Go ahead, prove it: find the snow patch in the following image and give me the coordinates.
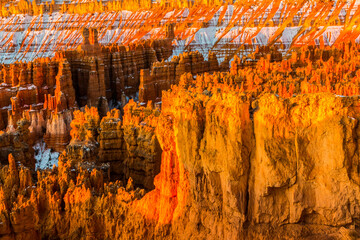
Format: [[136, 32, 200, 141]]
[[34, 141, 59, 170]]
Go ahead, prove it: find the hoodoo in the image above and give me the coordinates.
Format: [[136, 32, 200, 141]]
[[0, 0, 359, 239]]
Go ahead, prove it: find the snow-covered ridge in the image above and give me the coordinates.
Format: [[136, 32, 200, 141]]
[[0, 2, 359, 63]]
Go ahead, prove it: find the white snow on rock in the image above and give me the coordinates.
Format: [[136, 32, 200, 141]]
[[0, 3, 358, 63], [34, 141, 59, 170]]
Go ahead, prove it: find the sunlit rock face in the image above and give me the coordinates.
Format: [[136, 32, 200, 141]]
[[139, 51, 220, 104], [0, 87, 360, 239], [134, 90, 360, 239], [153, 86, 253, 239], [59, 104, 162, 190], [64, 32, 173, 108], [0, 56, 77, 153], [2, 42, 360, 239], [2, 0, 360, 239], [0, 31, 173, 154], [0, 58, 61, 132], [0, 2, 359, 63], [247, 93, 360, 238]]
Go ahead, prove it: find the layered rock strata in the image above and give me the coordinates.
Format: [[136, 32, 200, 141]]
[[0, 56, 77, 152], [0, 152, 143, 240], [1, 90, 360, 239], [137, 85, 360, 239], [42, 59, 77, 152], [64, 28, 173, 108], [139, 51, 220, 103], [0, 119, 35, 170], [246, 93, 360, 238], [1, 43, 360, 240], [0, 32, 172, 152], [121, 101, 162, 189], [64, 104, 161, 190]]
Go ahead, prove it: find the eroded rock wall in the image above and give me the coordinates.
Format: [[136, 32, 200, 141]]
[[64, 104, 162, 190], [1, 44, 360, 239], [0, 119, 35, 170], [139, 51, 220, 103], [0, 56, 77, 152], [65, 37, 173, 108], [139, 88, 360, 239], [248, 94, 360, 233], [0, 91, 359, 239]]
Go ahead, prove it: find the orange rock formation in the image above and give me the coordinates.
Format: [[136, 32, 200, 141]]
[[1, 83, 360, 239], [139, 51, 220, 103], [1, 33, 360, 240], [64, 29, 173, 108], [0, 29, 173, 152]]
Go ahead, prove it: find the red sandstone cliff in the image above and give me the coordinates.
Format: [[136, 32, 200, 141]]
[[0, 42, 360, 240], [64, 29, 173, 109], [0, 56, 77, 152], [1, 90, 360, 239], [139, 51, 220, 104], [63, 102, 162, 190]]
